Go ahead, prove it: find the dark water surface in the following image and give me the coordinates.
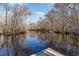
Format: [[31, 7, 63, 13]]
[[0, 31, 79, 56], [0, 31, 49, 56]]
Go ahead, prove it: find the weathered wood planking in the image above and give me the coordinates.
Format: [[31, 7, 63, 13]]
[[31, 48, 65, 56]]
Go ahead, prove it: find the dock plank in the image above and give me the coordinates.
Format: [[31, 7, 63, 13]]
[[31, 48, 64, 56]]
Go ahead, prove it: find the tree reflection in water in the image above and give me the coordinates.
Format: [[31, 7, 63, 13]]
[[0, 32, 49, 56], [36, 31, 79, 56], [0, 34, 29, 56], [0, 31, 79, 56]]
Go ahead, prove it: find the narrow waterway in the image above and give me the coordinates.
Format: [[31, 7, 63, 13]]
[[0, 31, 79, 56], [0, 31, 49, 56]]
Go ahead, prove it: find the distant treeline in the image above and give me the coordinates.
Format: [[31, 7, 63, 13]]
[[28, 28, 50, 31]]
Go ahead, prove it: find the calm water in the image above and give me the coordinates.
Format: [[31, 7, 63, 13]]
[[0, 31, 79, 56], [0, 31, 49, 56]]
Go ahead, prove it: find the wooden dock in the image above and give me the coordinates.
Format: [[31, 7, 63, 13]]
[[31, 48, 64, 56]]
